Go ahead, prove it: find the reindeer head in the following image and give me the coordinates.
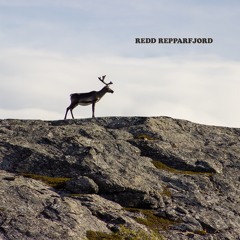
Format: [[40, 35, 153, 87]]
[[98, 75, 114, 93]]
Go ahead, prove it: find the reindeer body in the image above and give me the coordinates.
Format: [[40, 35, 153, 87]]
[[64, 76, 113, 119]]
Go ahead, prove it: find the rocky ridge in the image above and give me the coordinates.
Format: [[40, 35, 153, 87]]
[[0, 116, 239, 239]]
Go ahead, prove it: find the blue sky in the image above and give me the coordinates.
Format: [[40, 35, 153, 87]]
[[0, 0, 240, 127]]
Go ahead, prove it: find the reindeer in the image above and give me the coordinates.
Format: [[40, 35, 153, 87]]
[[64, 75, 114, 119]]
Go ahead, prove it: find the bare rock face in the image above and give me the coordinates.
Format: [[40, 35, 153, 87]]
[[0, 117, 239, 239], [0, 170, 109, 240], [65, 176, 99, 194]]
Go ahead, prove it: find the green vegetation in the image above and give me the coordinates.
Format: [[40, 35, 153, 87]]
[[194, 230, 207, 235], [124, 208, 178, 238], [161, 186, 172, 198], [86, 225, 165, 240], [131, 209, 176, 231], [135, 134, 155, 141], [86, 230, 121, 240], [152, 160, 214, 176], [22, 173, 70, 189]]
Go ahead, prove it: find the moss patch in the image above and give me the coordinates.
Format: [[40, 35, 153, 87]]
[[86, 225, 165, 240], [135, 134, 155, 141], [161, 186, 172, 198], [135, 210, 176, 231], [152, 161, 214, 176], [194, 230, 207, 235], [125, 208, 178, 234], [22, 173, 70, 189], [86, 230, 121, 240]]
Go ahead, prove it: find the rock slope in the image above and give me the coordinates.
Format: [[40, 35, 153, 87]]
[[0, 117, 239, 240]]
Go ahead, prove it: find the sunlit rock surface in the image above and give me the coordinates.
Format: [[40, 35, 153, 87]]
[[0, 117, 239, 239]]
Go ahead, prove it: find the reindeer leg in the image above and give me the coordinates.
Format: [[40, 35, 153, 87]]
[[64, 107, 69, 120], [65, 103, 77, 120], [70, 109, 74, 119], [92, 102, 96, 118]]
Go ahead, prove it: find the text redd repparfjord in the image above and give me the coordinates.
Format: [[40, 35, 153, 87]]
[[135, 38, 213, 44]]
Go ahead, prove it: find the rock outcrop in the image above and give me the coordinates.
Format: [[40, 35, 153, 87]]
[[0, 117, 239, 239]]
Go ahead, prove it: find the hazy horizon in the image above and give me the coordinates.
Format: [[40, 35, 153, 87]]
[[0, 0, 240, 127]]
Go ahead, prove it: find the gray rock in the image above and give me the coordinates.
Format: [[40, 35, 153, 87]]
[[0, 116, 240, 239], [65, 176, 99, 194], [0, 170, 109, 240]]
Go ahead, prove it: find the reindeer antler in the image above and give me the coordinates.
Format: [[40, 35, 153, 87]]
[[98, 75, 112, 85]]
